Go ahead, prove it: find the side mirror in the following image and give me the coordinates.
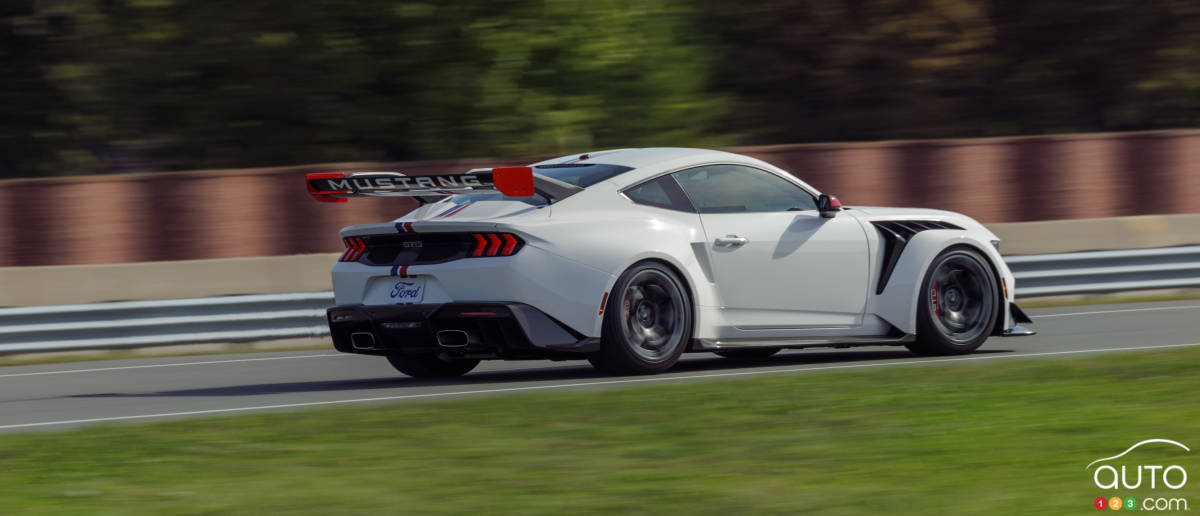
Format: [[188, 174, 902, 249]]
[[818, 194, 842, 218]]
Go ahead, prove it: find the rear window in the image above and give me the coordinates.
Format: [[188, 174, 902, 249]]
[[443, 192, 548, 207], [443, 163, 633, 206], [532, 164, 633, 187]]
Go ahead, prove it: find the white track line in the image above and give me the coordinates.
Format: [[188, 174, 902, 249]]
[[1036, 305, 1200, 319], [0, 354, 345, 379], [3, 342, 1198, 431]]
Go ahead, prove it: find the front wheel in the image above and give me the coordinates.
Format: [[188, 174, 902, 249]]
[[907, 247, 999, 356], [386, 354, 480, 378], [588, 261, 693, 375]]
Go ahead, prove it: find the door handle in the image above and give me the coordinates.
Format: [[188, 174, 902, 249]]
[[714, 235, 748, 247]]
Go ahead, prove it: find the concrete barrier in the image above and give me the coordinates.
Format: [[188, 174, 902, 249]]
[[0, 253, 338, 307], [987, 214, 1200, 255]]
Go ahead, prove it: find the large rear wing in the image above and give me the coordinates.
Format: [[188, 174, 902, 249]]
[[306, 167, 581, 204]]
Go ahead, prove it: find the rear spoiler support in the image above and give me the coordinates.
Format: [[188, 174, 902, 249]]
[[306, 167, 582, 204]]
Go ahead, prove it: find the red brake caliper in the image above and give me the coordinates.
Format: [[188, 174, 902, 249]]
[[930, 284, 941, 317]]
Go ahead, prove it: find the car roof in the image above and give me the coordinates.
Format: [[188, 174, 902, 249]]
[[531, 147, 821, 193], [533, 148, 736, 169]]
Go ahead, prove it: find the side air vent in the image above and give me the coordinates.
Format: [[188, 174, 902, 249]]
[[871, 220, 965, 295]]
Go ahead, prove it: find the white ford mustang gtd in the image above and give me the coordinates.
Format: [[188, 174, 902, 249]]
[[307, 148, 1034, 377]]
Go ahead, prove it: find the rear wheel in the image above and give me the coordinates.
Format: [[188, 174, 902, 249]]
[[715, 348, 781, 360], [386, 354, 480, 378], [588, 262, 693, 375], [907, 247, 999, 355]]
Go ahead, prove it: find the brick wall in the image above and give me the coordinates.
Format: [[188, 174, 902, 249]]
[[1, 130, 1197, 267]]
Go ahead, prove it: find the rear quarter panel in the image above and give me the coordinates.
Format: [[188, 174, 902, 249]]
[[501, 181, 716, 336]]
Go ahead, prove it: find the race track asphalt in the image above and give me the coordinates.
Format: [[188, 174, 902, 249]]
[[1, 301, 1198, 432]]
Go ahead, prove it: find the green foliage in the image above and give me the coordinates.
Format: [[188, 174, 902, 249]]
[[1, 0, 727, 176], [699, 0, 1200, 142], [1, 0, 1199, 177]]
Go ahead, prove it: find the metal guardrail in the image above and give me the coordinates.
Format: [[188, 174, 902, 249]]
[[1, 245, 1197, 354], [0, 292, 333, 355], [1006, 245, 1200, 297]]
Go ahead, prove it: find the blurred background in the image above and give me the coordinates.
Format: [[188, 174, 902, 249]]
[[2, 6, 1198, 511], [4, 0, 1200, 178], [1, 0, 1199, 268]]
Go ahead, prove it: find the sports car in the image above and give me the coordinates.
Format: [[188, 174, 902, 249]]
[[307, 148, 1034, 377]]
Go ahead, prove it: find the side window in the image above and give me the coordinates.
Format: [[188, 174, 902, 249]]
[[672, 165, 817, 214], [624, 175, 696, 212]]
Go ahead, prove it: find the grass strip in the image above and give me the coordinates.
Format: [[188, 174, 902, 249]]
[[1, 347, 1197, 514]]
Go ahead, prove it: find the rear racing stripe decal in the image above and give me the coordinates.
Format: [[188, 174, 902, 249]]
[[436, 202, 471, 219]]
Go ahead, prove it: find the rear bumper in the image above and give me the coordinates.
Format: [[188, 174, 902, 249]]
[[327, 303, 600, 358]]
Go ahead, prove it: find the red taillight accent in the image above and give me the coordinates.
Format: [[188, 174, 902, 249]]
[[460, 311, 498, 317], [486, 234, 502, 256], [307, 172, 349, 203], [471, 232, 520, 258], [598, 292, 609, 315], [500, 233, 519, 256], [340, 237, 366, 262], [471, 233, 487, 257], [343, 232, 517, 262], [492, 167, 535, 197]]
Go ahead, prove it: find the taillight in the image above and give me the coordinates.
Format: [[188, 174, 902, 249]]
[[500, 233, 519, 255], [472, 233, 487, 257], [471, 232, 523, 257], [339, 237, 366, 262], [486, 234, 502, 256], [339, 232, 522, 263]]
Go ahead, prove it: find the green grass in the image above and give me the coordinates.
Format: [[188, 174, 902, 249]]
[[1018, 290, 1200, 308], [1, 348, 1198, 515]]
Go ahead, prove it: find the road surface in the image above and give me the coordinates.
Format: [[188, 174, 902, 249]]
[[2, 301, 1198, 432]]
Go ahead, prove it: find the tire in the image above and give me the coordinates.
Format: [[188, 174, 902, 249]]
[[907, 247, 1000, 356], [714, 348, 781, 360], [588, 261, 693, 375], [386, 354, 480, 378]]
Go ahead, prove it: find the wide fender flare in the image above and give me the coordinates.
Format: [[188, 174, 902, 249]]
[[518, 212, 712, 337], [594, 250, 711, 338], [872, 232, 1009, 334]]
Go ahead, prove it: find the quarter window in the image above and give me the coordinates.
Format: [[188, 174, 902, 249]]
[[624, 175, 696, 212], [673, 165, 817, 214]]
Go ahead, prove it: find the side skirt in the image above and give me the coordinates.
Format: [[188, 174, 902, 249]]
[[693, 333, 915, 351]]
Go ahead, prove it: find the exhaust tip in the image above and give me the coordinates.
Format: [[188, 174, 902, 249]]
[[350, 332, 377, 350], [436, 330, 471, 348]]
